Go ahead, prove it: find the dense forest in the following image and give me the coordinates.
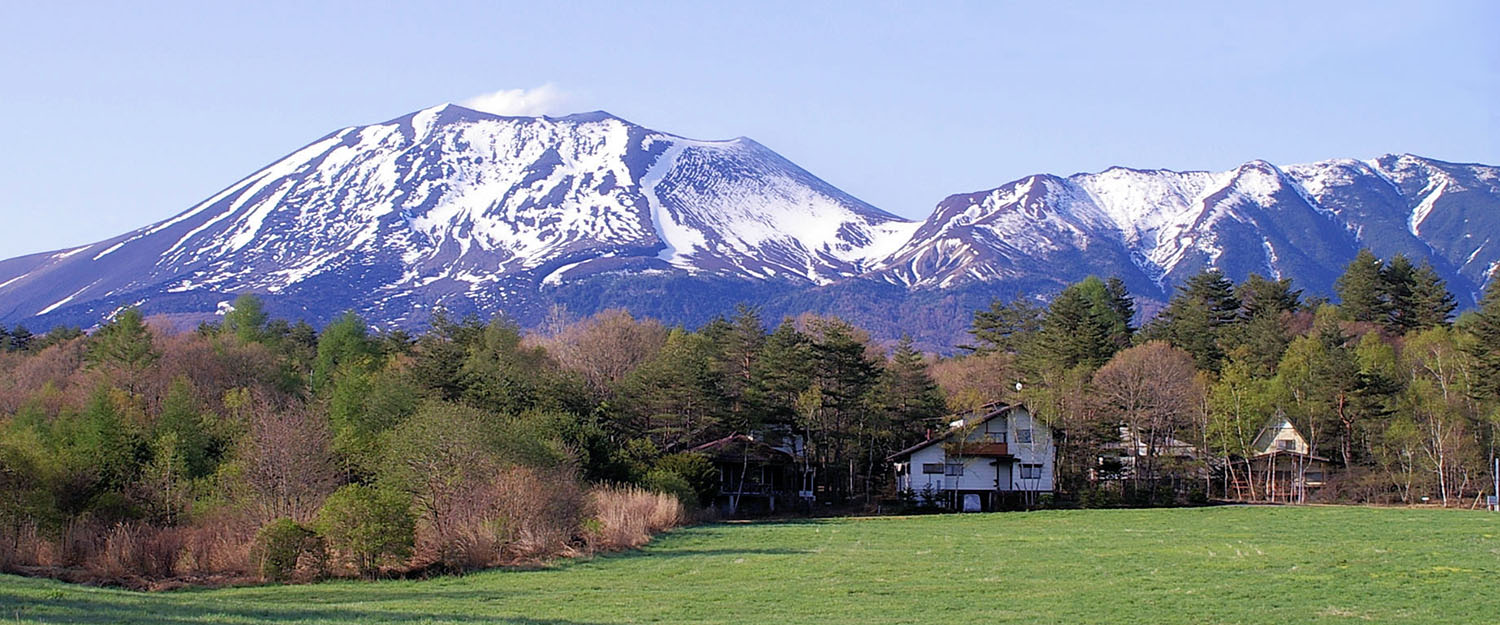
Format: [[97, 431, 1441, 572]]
[[1, 248, 1498, 587]]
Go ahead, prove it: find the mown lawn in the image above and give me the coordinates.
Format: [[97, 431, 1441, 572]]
[[1, 506, 1497, 624]]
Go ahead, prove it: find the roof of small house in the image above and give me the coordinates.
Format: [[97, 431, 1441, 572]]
[[689, 434, 795, 464], [885, 402, 1019, 462]]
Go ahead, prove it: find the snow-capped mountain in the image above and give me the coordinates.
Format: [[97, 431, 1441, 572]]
[[0, 101, 1494, 346], [0, 104, 914, 329], [876, 155, 1499, 305]]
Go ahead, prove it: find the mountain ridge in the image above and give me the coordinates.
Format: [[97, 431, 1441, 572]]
[[0, 104, 1495, 349]]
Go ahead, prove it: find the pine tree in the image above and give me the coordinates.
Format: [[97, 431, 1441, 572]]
[[1380, 254, 1418, 332], [618, 328, 726, 451], [87, 308, 159, 394], [1147, 269, 1240, 371], [313, 312, 378, 393], [1336, 249, 1389, 323], [1027, 282, 1112, 372], [1468, 281, 1500, 400], [1103, 277, 1137, 349], [8, 325, 32, 352], [872, 336, 947, 444], [748, 320, 814, 432], [964, 295, 1043, 354], [1237, 273, 1301, 319], [0, 324, 11, 352], [1405, 262, 1456, 331], [222, 293, 271, 344], [714, 305, 767, 432]]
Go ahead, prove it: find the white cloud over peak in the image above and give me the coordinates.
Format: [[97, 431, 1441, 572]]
[[460, 84, 574, 116]]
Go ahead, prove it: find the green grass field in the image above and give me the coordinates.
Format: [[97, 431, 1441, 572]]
[[1, 506, 1497, 624]]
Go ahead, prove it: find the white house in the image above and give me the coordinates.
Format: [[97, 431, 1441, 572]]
[[888, 403, 1055, 511]]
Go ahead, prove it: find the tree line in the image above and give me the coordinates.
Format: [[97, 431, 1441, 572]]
[[969, 250, 1498, 505], [1, 247, 1498, 583]]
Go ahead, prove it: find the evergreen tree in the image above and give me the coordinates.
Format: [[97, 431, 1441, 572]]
[[1405, 262, 1456, 331], [618, 328, 726, 451], [963, 295, 1043, 354], [313, 312, 378, 393], [1103, 277, 1137, 349], [1147, 269, 1240, 371], [8, 325, 33, 352], [1225, 311, 1292, 377], [748, 320, 814, 432], [1025, 277, 1127, 373], [804, 317, 880, 502], [154, 377, 215, 479], [714, 305, 767, 432], [1467, 281, 1500, 400], [871, 336, 947, 444], [1380, 254, 1418, 332], [1336, 249, 1389, 323], [0, 324, 10, 352], [32, 326, 83, 352], [1237, 273, 1301, 319], [87, 308, 159, 394], [222, 293, 270, 344]]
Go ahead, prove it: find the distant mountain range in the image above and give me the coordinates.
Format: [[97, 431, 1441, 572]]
[[1, 104, 1495, 348]]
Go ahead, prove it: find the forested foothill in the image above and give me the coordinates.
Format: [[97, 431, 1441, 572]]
[[1, 248, 1497, 588]]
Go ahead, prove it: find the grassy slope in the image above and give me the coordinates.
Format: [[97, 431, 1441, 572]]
[[1, 506, 1497, 624]]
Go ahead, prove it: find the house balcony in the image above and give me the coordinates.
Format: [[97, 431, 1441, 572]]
[[945, 442, 1011, 457], [720, 482, 774, 496]]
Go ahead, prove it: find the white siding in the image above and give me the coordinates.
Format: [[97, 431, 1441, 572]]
[[895, 406, 1056, 494]]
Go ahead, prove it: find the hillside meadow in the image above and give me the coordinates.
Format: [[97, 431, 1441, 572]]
[[2, 505, 1496, 624]]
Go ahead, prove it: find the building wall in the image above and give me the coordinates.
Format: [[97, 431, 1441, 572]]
[[898, 406, 1055, 494]]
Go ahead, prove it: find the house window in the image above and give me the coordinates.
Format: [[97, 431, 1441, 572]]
[[1019, 464, 1043, 479], [985, 432, 1007, 443], [1277, 439, 1295, 451], [944, 463, 964, 477], [921, 463, 944, 474], [1305, 472, 1325, 482], [1015, 429, 1033, 444]]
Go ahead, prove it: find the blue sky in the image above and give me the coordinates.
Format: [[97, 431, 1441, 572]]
[[1, 1, 1494, 259]]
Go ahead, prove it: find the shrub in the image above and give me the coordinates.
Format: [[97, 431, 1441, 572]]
[[315, 484, 414, 577], [643, 469, 698, 509], [652, 453, 717, 508], [254, 519, 323, 582]]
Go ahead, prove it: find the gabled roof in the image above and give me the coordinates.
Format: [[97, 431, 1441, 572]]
[[885, 403, 1018, 462], [689, 434, 795, 464], [1251, 416, 1309, 454]]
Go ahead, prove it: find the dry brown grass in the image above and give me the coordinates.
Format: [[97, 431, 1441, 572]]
[[4, 482, 681, 588], [416, 465, 589, 570], [588, 486, 683, 551]]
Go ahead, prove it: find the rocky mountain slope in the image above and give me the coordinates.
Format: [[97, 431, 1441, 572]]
[[0, 104, 1494, 348]]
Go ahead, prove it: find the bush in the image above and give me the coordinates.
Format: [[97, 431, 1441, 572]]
[[253, 519, 323, 582], [643, 469, 698, 509], [315, 484, 414, 577], [652, 453, 717, 508]]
